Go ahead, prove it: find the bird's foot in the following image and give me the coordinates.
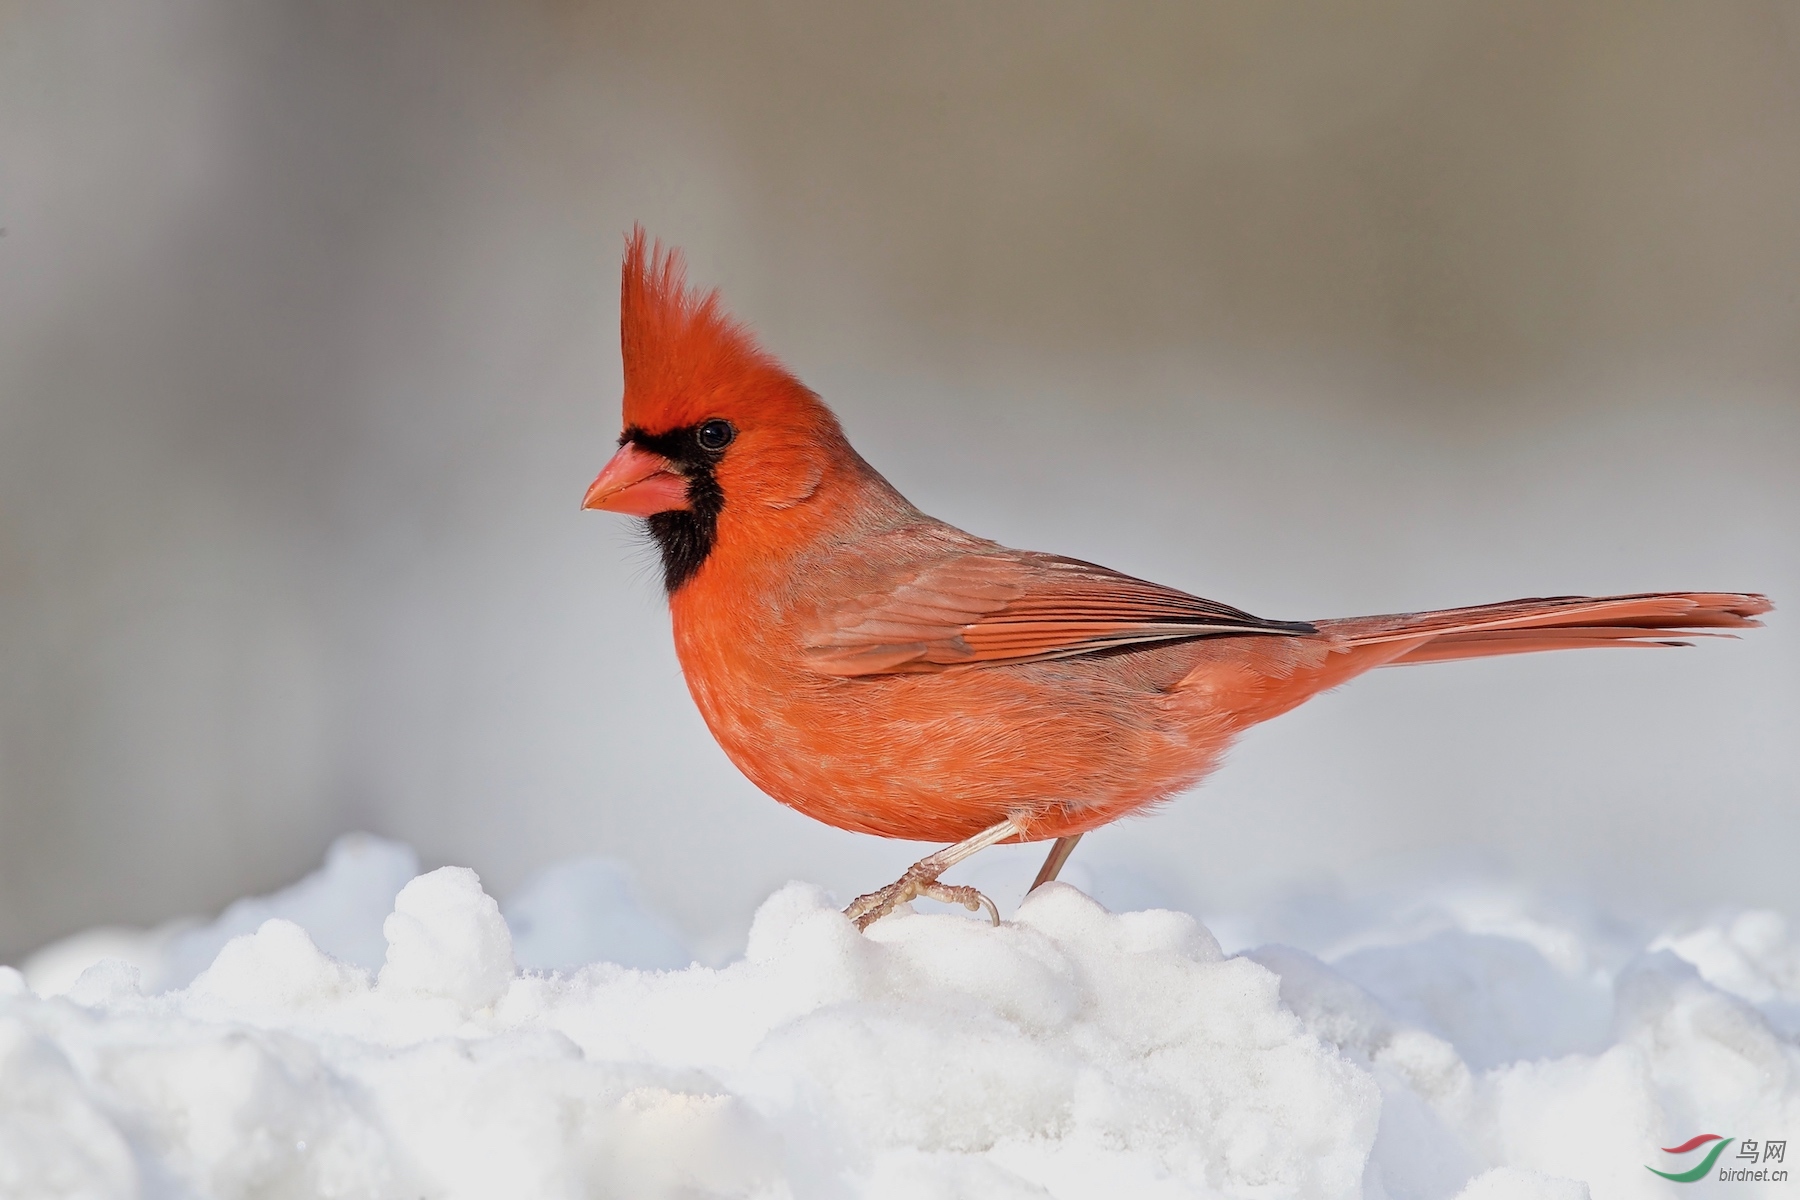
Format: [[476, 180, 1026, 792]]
[[841, 817, 1023, 932], [844, 863, 999, 931]]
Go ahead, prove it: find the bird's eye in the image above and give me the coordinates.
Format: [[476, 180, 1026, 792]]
[[696, 419, 735, 452]]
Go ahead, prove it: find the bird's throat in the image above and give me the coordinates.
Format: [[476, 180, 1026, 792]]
[[646, 502, 719, 593]]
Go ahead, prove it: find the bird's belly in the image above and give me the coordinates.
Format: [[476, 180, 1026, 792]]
[[679, 645, 1237, 843]]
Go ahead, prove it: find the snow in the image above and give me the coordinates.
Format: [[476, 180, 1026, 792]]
[[7, 839, 1800, 1199]]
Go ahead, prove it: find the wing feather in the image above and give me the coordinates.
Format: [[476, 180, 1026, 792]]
[[804, 552, 1313, 676]]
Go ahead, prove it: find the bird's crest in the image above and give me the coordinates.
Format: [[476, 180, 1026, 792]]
[[620, 227, 810, 434]]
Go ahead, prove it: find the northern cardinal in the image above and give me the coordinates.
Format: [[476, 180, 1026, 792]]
[[583, 231, 1770, 929]]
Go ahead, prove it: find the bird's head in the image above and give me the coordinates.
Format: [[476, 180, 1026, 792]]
[[583, 229, 868, 591]]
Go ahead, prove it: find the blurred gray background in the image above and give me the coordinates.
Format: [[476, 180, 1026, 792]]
[[2, 0, 1795, 964]]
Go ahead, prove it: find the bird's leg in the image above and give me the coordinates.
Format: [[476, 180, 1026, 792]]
[[1028, 833, 1083, 893], [844, 817, 1022, 931]]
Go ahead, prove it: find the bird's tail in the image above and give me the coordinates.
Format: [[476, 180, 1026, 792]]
[[1316, 592, 1770, 666]]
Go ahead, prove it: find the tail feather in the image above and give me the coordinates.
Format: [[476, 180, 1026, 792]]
[[1315, 592, 1770, 667]]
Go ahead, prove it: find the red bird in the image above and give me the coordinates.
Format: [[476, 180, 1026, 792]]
[[583, 232, 1770, 929]]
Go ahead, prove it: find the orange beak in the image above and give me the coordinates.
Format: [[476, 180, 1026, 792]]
[[582, 442, 691, 516]]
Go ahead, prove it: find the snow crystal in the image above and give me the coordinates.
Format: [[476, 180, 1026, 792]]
[[5, 840, 1800, 1199]]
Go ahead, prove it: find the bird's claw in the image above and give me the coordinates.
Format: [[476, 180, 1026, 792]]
[[844, 866, 999, 931], [922, 881, 1000, 927]]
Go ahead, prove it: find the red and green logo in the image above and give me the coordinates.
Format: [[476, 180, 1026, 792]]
[[1648, 1135, 1734, 1182], [1651, 1134, 1790, 1182]]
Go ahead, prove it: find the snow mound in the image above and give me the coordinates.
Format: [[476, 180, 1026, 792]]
[[502, 856, 692, 972], [5, 845, 1800, 1200], [19, 835, 689, 996]]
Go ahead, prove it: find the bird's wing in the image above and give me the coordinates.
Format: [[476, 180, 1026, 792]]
[[802, 552, 1315, 676]]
